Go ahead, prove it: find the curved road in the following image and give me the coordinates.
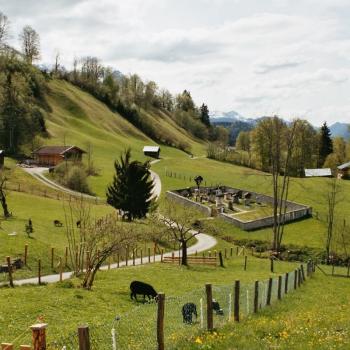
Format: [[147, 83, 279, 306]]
[[9, 162, 217, 286]]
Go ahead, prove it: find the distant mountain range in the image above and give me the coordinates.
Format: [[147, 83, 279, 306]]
[[210, 111, 350, 140]]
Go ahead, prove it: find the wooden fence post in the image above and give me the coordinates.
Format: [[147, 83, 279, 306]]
[[148, 247, 151, 263], [254, 280, 259, 313], [157, 293, 165, 350], [117, 253, 120, 268], [59, 257, 63, 282], [278, 276, 282, 300], [141, 249, 143, 265], [38, 259, 41, 285], [285, 272, 289, 294], [301, 265, 305, 282], [161, 249, 164, 262], [6, 257, 13, 288], [133, 249, 135, 266], [154, 246, 156, 263], [267, 278, 273, 306], [230, 247, 233, 257], [65, 247, 68, 267], [236, 246, 239, 256], [219, 251, 224, 267], [294, 269, 298, 289], [298, 269, 302, 287], [270, 258, 274, 273], [206, 284, 213, 331], [51, 247, 54, 269], [347, 261, 350, 278], [31, 323, 47, 350], [234, 280, 240, 322], [24, 244, 28, 265], [244, 256, 248, 271], [78, 325, 90, 350], [126, 246, 129, 266]]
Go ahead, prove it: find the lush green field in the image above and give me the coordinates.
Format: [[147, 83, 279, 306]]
[[0, 191, 114, 280], [179, 265, 350, 350], [0, 252, 299, 347]]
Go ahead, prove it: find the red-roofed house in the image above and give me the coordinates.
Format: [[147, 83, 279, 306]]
[[33, 146, 86, 166]]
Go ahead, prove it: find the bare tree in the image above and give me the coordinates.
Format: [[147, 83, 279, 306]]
[[160, 200, 202, 265], [324, 177, 342, 262], [19, 25, 40, 64], [64, 199, 138, 289], [0, 12, 10, 48], [0, 170, 11, 218], [272, 119, 299, 253]]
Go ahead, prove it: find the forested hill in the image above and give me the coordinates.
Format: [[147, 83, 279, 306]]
[[0, 51, 228, 158]]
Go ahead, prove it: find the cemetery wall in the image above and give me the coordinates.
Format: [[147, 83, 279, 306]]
[[166, 191, 212, 216], [168, 186, 312, 231]]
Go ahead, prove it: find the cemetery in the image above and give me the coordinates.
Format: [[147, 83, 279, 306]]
[[167, 185, 312, 231]]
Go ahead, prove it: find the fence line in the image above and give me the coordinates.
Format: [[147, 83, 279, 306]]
[[1, 261, 315, 349]]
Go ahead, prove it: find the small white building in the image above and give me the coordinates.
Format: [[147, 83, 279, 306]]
[[143, 146, 160, 158], [304, 168, 332, 177]]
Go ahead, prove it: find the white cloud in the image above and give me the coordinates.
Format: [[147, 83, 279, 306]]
[[1, 0, 350, 125]]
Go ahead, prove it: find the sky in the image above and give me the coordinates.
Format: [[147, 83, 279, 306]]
[[1, 0, 350, 125]]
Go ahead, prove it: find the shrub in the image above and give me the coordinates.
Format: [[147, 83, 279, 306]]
[[66, 166, 91, 194]]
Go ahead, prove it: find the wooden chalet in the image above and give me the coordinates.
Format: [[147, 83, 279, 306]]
[[33, 146, 86, 166], [337, 161, 350, 179]]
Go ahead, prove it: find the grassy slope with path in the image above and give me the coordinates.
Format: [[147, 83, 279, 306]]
[[1, 79, 349, 348]]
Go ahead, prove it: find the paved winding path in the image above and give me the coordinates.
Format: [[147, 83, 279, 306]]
[[8, 161, 217, 286]]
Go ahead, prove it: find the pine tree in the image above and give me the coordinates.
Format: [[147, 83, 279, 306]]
[[106, 149, 154, 221], [318, 122, 333, 167], [200, 103, 210, 127]]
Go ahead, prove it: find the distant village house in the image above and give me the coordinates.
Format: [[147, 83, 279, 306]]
[[33, 146, 86, 166], [337, 161, 350, 179], [304, 168, 332, 178], [143, 146, 160, 158]]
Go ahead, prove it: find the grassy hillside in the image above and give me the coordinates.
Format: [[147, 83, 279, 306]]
[[40, 80, 205, 196]]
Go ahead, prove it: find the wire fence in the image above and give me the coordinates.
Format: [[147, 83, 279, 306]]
[[39, 262, 311, 350]]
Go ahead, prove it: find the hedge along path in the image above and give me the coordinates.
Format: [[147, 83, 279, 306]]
[[3, 163, 217, 286]]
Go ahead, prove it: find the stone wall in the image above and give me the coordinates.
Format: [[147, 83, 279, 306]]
[[167, 186, 312, 231], [166, 191, 212, 216]]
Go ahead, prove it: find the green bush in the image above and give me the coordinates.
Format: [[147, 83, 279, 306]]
[[66, 166, 91, 194]]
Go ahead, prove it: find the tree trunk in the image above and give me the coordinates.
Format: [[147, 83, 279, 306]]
[[181, 241, 188, 266], [0, 190, 10, 218]]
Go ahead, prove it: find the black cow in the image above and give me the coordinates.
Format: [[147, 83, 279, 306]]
[[182, 303, 197, 324], [54, 220, 63, 227], [130, 281, 157, 301], [212, 299, 224, 315]]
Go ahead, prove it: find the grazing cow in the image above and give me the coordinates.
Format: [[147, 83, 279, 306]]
[[54, 220, 63, 227], [212, 299, 224, 315], [130, 281, 158, 301], [182, 303, 197, 324]]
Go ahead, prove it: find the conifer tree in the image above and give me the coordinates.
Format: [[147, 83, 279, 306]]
[[200, 103, 210, 127], [106, 149, 154, 221], [318, 122, 333, 167]]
